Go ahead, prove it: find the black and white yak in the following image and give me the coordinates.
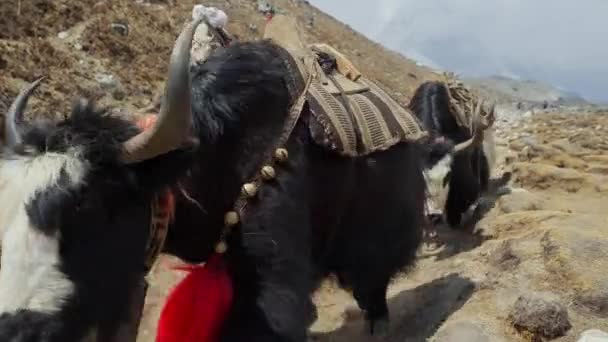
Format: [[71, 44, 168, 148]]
[[0, 18, 491, 342], [408, 81, 498, 228]]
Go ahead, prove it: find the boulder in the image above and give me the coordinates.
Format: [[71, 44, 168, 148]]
[[508, 291, 571, 339]]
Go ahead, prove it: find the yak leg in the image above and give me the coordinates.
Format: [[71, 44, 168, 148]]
[[331, 146, 425, 337], [219, 266, 313, 342], [221, 198, 314, 341], [219, 249, 314, 342], [352, 277, 390, 336]]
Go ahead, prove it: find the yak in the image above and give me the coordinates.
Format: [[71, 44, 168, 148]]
[[408, 80, 497, 228], [0, 17, 491, 342]]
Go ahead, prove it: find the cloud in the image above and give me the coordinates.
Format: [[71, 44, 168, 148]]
[[308, 0, 608, 103]]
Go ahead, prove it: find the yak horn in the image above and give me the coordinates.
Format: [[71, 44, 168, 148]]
[[452, 100, 488, 154], [4, 77, 46, 147], [120, 18, 203, 164], [452, 134, 477, 154]]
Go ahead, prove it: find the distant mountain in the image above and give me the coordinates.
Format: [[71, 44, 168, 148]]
[[462, 75, 593, 107]]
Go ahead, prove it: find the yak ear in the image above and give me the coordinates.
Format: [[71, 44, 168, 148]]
[[127, 138, 199, 193]]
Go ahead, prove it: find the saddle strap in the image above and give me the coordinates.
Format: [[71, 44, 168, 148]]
[[223, 54, 316, 244], [326, 73, 363, 154]]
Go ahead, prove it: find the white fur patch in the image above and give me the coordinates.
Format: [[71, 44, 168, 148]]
[[0, 150, 87, 314], [483, 128, 497, 174], [423, 154, 452, 216]]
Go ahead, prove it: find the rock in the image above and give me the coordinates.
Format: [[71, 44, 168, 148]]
[[95, 73, 121, 90], [112, 88, 126, 101], [489, 240, 520, 270], [578, 329, 608, 342], [498, 188, 544, 213], [74, 43, 83, 51], [58, 31, 69, 39], [432, 321, 495, 342], [508, 292, 571, 339]]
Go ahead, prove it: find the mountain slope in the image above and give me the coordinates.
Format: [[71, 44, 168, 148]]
[[0, 0, 441, 120], [463, 75, 593, 106]]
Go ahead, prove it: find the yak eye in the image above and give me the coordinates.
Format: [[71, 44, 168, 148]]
[[443, 171, 452, 187]]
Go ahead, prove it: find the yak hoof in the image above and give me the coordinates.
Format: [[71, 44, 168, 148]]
[[367, 316, 390, 337]]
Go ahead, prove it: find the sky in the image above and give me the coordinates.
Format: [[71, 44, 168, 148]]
[[308, 0, 608, 103]]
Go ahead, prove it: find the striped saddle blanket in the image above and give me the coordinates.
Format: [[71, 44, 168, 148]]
[[306, 73, 427, 157], [265, 14, 426, 157]]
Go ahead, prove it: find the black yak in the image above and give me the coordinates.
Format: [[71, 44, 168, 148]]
[[0, 17, 492, 342], [408, 80, 497, 228]]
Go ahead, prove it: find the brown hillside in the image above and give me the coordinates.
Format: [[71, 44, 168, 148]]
[[0, 0, 438, 122]]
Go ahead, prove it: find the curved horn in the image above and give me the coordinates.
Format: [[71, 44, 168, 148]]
[[452, 99, 488, 154], [452, 134, 478, 154], [485, 102, 497, 127], [120, 18, 203, 164], [4, 77, 46, 147]]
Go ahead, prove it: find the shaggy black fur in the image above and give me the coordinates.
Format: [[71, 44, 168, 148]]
[[161, 40, 428, 341], [408, 81, 491, 228], [0, 101, 196, 341], [0, 40, 429, 341]]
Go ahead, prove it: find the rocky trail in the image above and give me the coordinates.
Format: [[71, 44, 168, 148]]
[[1, 1, 606, 341]]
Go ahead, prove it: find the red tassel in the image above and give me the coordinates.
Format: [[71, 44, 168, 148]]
[[156, 253, 233, 342]]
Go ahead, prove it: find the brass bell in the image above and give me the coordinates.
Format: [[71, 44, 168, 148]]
[[215, 241, 228, 254], [224, 211, 239, 227], [274, 148, 289, 162], [261, 165, 276, 180], [242, 182, 258, 197]]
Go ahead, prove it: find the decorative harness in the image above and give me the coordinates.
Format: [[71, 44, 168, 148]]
[[214, 43, 315, 256], [138, 18, 315, 270]]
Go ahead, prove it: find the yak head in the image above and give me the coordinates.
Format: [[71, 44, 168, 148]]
[[0, 18, 203, 341], [423, 100, 495, 223]]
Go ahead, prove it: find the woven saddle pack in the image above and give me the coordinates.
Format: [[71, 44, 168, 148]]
[[264, 15, 427, 157], [441, 72, 494, 136]]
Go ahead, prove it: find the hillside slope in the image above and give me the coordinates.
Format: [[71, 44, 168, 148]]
[[464, 75, 593, 107], [0, 0, 439, 121]]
